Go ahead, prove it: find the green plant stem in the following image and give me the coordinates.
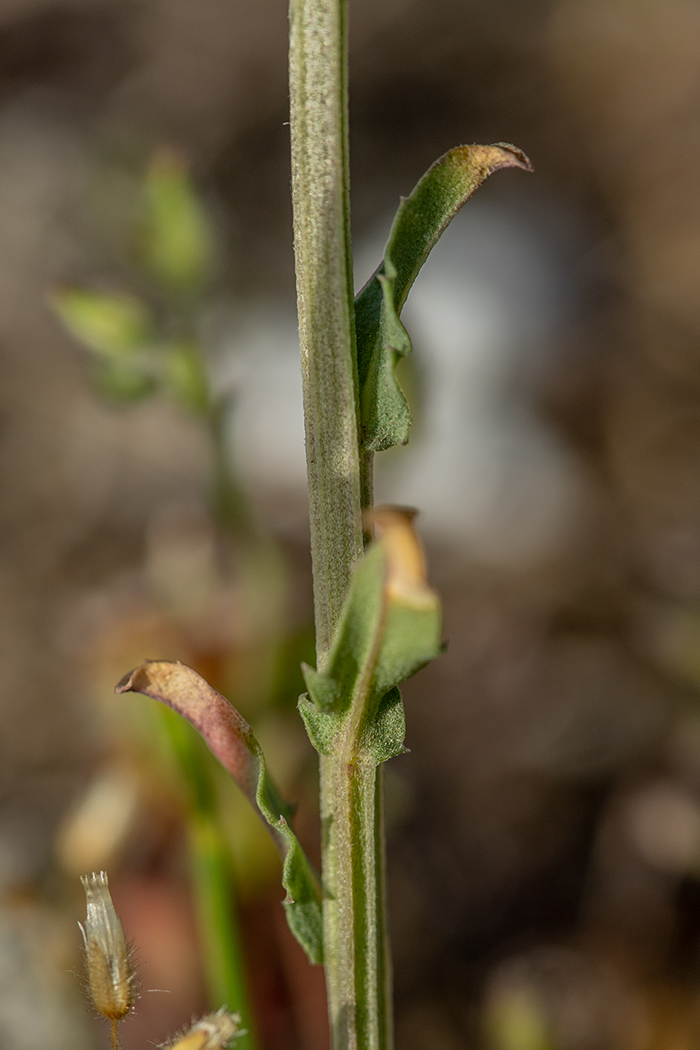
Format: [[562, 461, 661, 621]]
[[320, 758, 392, 1050], [289, 1, 393, 1048], [289, 0, 364, 665], [189, 813, 256, 1050], [158, 708, 256, 1050]]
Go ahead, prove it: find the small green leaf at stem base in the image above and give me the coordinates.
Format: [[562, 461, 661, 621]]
[[115, 661, 323, 964], [354, 143, 532, 454]]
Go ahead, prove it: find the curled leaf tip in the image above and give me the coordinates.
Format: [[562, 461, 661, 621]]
[[115, 660, 259, 802], [354, 139, 532, 454], [365, 504, 417, 527], [484, 142, 534, 173], [114, 663, 149, 694], [371, 506, 435, 609]]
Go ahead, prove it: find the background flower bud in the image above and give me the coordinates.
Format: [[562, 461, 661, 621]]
[[80, 870, 136, 1044]]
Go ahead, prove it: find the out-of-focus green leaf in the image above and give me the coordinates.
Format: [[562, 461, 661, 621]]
[[299, 508, 442, 765], [354, 143, 532, 453], [115, 661, 323, 965], [142, 148, 213, 294], [52, 287, 154, 358], [485, 986, 554, 1050], [161, 339, 210, 415], [92, 359, 156, 402]]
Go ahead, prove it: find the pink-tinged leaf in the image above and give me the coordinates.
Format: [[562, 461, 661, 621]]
[[116, 661, 323, 963], [117, 661, 264, 819]]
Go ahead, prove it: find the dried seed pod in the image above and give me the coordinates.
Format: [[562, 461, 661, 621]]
[[80, 871, 136, 1048], [167, 1008, 243, 1050]]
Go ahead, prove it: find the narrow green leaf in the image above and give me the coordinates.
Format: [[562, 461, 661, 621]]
[[141, 147, 213, 294], [354, 143, 533, 453], [299, 508, 442, 765], [115, 661, 323, 964], [52, 287, 154, 358]]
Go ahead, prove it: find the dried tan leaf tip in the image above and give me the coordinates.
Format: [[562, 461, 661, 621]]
[[369, 505, 437, 609], [79, 871, 136, 1033], [166, 1008, 243, 1050]]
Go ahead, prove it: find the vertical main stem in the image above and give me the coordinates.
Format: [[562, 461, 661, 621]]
[[289, 0, 363, 664], [289, 2, 393, 1049], [320, 757, 393, 1050]]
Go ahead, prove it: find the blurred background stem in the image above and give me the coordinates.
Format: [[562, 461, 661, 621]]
[[189, 813, 254, 1048], [158, 706, 258, 1050], [159, 339, 262, 1048], [208, 400, 253, 538]]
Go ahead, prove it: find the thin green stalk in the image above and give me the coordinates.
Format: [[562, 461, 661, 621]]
[[158, 708, 257, 1050], [289, 2, 393, 1049], [189, 813, 256, 1050]]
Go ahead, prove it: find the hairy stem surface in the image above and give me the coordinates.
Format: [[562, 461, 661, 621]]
[[289, 1, 392, 1048], [320, 757, 392, 1050], [289, 0, 363, 665]]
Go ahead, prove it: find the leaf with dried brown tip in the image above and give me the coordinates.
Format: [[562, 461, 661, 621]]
[[300, 506, 442, 763]]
